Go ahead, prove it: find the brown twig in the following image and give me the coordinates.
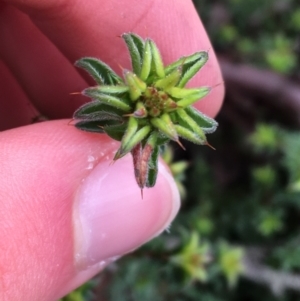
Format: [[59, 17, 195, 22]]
[[242, 247, 300, 296], [220, 59, 300, 126]]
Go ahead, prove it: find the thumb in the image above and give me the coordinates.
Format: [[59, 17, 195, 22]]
[[0, 120, 180, 301]]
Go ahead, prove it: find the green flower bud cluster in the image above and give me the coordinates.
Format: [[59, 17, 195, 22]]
[[73, 33, 218, 191]]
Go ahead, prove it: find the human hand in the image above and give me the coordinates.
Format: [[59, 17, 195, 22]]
[[0, 0, 224, 300]]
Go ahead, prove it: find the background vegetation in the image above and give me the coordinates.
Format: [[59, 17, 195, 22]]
[[62, 0, 300, 300]]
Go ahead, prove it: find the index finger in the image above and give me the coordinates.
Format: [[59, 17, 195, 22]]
[[5, 0, 224, 117]]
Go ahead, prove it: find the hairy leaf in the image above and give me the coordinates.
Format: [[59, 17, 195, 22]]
[[75, 57, 122, 85], [164, 51, 208, 87], [146, 145, 159, 187], [185, 107, 218, 134], [122, 33, 144, 75]]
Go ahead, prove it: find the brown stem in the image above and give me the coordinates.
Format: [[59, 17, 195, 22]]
[[220, 59, 300, 126], [242, 247, 300, 296]]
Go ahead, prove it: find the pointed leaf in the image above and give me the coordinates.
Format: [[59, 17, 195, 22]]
[[154, 66, 182, 90], [150, 114, 178, 141], [175, 109, 206, 140], [165, 51, 208, 74], [75, 57, 122, 85], [104, 123, 127, 141], [185, 107, 218, 134], [123, 70, 146, 101], [92, 85, 129, 95], [140, 39, 152, 81], [124, 125, 151, 153], [122, 33, 144, 75], [125, 33, 145, 60], [74, 101, 125, 121], [75, 120, 120, 133], [113, 116, 138, 159], [149, 40, 165, 78], [146, 145, 159, 187], [166, 87, 206, 99], [164, 51, 208, 87], [115, 125, 151, 160], [177, 56, 209, 88], [83, 88, 132, 112], [176, 87, 210, 107], [120, 116, 138, 144], [175, 124, 206, 145]]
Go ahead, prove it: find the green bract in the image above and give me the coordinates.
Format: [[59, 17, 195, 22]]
[[73, 33, 218, 191]]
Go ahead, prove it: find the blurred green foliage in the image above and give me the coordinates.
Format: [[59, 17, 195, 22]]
[[59, 281, 96, 301], [194, 0, 299, 74]]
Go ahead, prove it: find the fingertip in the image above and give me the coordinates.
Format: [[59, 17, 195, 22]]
[[73, 155, 180, 268]]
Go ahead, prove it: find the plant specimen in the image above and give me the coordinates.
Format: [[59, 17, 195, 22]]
[[73, 33, 218, 192]]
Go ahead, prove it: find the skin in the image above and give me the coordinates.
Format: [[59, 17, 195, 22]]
[[0, 0, 224, 300]]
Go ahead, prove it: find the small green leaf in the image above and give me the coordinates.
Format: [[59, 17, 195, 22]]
[[114, 117, 138, 159], [92, 85, 129, 95], [139, 39, 152, 81], [166, 87, 206, 99], [175, 109, 206, 140], [149, 40, 165, 78], [104, 123, 127, 141], [165, 51, 208, 76], [164, 51, 209, 88], [176, 87, 210, 107], [83, 88, 132, 112], [123, 70, 147, 101], [126, 33, 145, 61], [122, 33, 144, 75], [154, 67, 182, 90], [120, 116, 138, 142], [130, 126, 151, 149], [75, 120, 106, 133], [146, 145, 159, 187], [74, 101, 124, 121], [75, 57, 122, 85], [177, 55, 209, 88], [115, 125, 151, 159], [151, 113, 178, 142], [185, 107, 218, 134], [175, 124, 206, 145]]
